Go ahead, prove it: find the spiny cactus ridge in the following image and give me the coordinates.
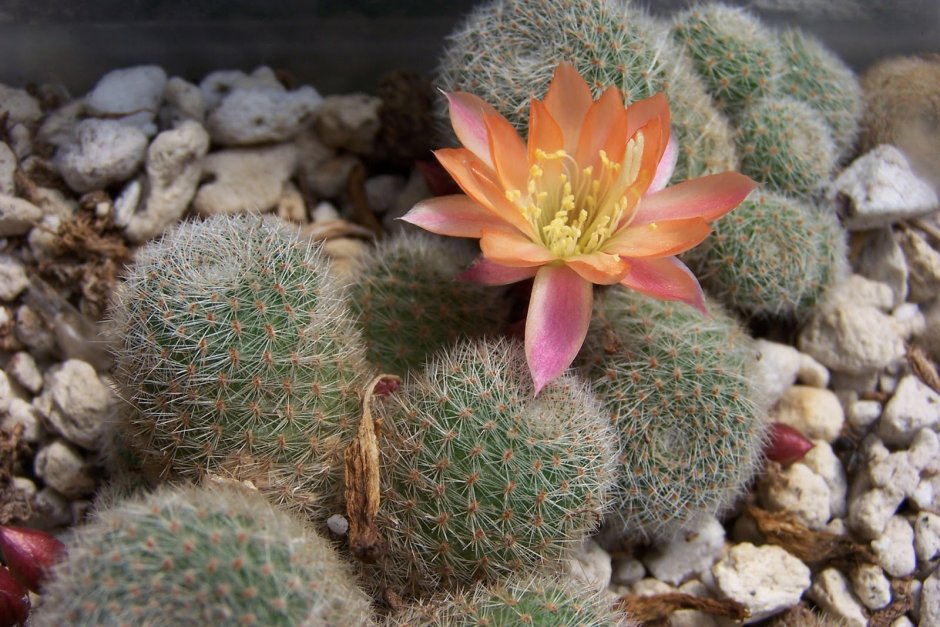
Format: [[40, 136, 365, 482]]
[[349, 231, 508, 375], [682, 190, 848, 320], [580, 287, 766, 540], [369, 337, 617, 593], [436, 0, 736, 181], [109, 214, 372, 518], [387, 572, 633, 626], [33, 482, 373, 626]]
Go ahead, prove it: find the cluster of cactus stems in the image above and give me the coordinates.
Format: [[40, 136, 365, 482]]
[[25, 0, 869, 623]]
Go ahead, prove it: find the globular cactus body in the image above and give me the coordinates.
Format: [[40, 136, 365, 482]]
[[682, 191, 847, 320], [371, 338, 617, 593], [109, 214, 372, 518], [436, 0, 736, 182], [776, 29, 862, 161], [388, 573, 633, 626], [350, 232, 507, 375], [33, 482, 373, 626], [671, 3, 777, 114], [580, 287, 766, 540], [735, 97, 836, 197]]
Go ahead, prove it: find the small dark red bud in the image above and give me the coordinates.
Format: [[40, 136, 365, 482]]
[[0, 566, 30, 627], [0, 526, 66, 593], [373, 376, 401, 397], [416, 159, 461, 197], [764, 422, 814, 466]]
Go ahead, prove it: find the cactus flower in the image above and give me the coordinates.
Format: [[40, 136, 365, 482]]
[[403, 62, 756, 392]]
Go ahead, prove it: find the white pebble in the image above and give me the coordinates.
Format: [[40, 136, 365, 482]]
[[567, 539, 611, 592], [0, 254, 28, 301], [312, 201, 340, 223], [808, 567, 868, 627], [914, 512, 940, 566], [6, 351, 42, 394], [913, 475, 940, 514], [713, 543, 810, 624], [869, 450, 921, 498], [56, 119, 148, 193], [922, 571, 940, 626], [850, 563, 892, 610], [35, 359, 119, 450], [909, 428, 940, 473], [611, 556, 645, 586], [872, 515, 916, 577], [33, 439, 96, 499], [1, 398, 44, 443], [770, 385, 844, 443], [642, 515, 725, 585], [85, 65, 167, 117], [847, 399, 882, 429], [877, 375, 940, 446], [848, 487, 905, 540], [326, 513, 348, 536], [759, 462, 832, 530], [800, 439, 848, 518]]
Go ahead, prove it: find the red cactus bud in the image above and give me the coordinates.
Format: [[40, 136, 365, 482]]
[[0, 526, 66, 593], [373, 375, 401, 397], [0, 566, 29, 627], [416, 159, 461, 197], [764, 422, 814, 466]]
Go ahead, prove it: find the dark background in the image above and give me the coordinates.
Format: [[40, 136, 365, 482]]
[[0, 0, 937, 95]]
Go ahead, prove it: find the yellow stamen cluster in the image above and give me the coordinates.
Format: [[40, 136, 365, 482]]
[[507, 133, 645, 258]]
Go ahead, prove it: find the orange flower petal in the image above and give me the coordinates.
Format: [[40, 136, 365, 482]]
[[575, 86, 628, 168], [485, 113, 529, 193], [625, 92, 671, 147], [435, 148, 534, 237], [527, 98, 564, 161], [543, 61, 593, 152], [445, 90, 502, 169], [565, 252, 630, 285], [458, 257, 539, 285], [619, 257, 707, 313], [480, 228, 554, 267], [632, 172, 759, 226], [400, 195, 515, 238], [604, 217, 711, 259]]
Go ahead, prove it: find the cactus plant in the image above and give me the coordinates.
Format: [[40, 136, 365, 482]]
[[579, 287, 766, 540], [349, 232, 508, 375], [735, 96, 837, 197], [435, 0, 736, 182], [32, 482, 373, 626], [369, 337, 617, 594], [671, 3, 777, 114], [776, 29, 863, 161], [109, 214, 372, 519], [681, 191, 847, 320], [387, 572, 633, 626]]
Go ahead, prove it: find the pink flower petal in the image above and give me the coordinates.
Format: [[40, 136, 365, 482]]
[[619, 256, 707, 313], [632, 172, 758, 227], [401, 195, 515, 238], [445, 91, 501, 169], [458, 257, 539, 285], [565, 252, 630, 285], [603, 217, 711, 259], [647, 132, 678, 194], [480, 228, 555, 267], [526, 265, 593, 395]]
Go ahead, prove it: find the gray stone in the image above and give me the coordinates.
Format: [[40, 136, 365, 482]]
[[808, 568, 868, 627], [567, 539, 611, 592], [1, 397, 44, 443], [713, 543, 810, 624], [199, 66, 283, 111], [207, 85, 321, 146], [898, 227, 940, 304], [34, 439, 96, 499], [193, 143, 297, 216], [877, 375, 940, 446], [326, 514, 348, 536], [56, 119, 148, 193], [0, 254, 28, 301], [85, 65, 167, 118], [853, 227, 909, 306], [642, 515, 725, 585], [0, 142, 15, 195], [314, 93, 381, 154], [123, 120, 210, 242], [0, 194, 42, 236], [831, 145, 939, 230], [872, 515, 916, 577], [162, 76, 205, 125], [0, 84, 42, 126], [6, 351, 42, 394], [611, 556, 646, 586], [36, 359, 118, 450], [365, 174, 407, 215]]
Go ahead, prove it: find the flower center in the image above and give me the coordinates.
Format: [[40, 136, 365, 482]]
[[506, 133, 645, 258]]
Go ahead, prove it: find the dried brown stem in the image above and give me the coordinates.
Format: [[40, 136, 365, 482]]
[[616, 592, 749, 625]]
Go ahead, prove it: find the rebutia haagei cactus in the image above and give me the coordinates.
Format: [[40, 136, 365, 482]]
[[579, 287, 767, 539], [33, 482, 372, 626], [369, 338, 618, 593], [109, 214, 372, 519]]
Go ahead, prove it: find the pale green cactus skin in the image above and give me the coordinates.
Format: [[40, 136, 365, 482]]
[[682, 190, 848, 320], [349, 232, 508, 376], [580, 287, 767, 540], [436, 0, 737, 182], [671, 3, 777, 114], [109, 214, 373, 519], [368, 338, 617, 594], [735, 96, 837, 197], [33, 482, 373, 627], [387, 572, 634, 626], [776, 28, 863, 161]]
